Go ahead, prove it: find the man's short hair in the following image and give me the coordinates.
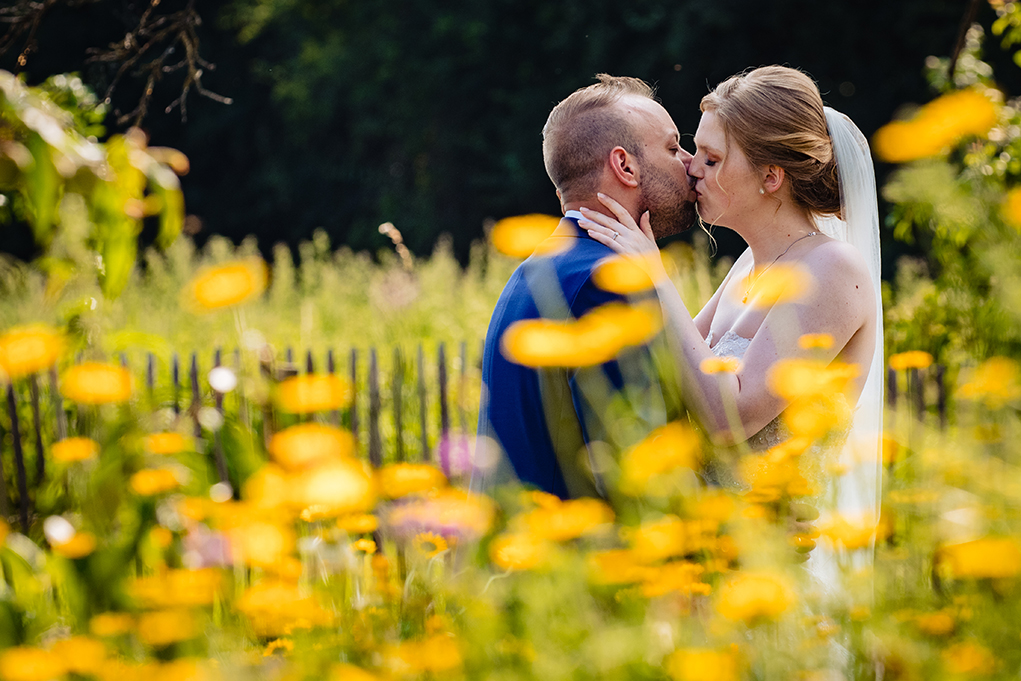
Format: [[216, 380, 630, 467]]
[[542, 74, 656, 198]]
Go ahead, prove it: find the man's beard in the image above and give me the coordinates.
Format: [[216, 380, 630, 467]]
[[638, 171, 696, 239]]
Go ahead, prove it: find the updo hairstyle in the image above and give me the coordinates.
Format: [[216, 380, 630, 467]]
[[700, 66, 841, 218]]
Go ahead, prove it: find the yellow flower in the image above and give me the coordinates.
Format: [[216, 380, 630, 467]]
[[690, 491, 736, 523], [666, 648, 739, 681], [144, 432, 193, 455], [523, 497, 614, 541], [743, 262, 815, 307], [1002, 186, 1021, 231], [184, 258, 268, 312], [329, 664, 381, 681], [501, 301, 661, 367], [129, 569, 224, 608], [0, 324, 64, 380], [490, 532, 550, 571], [377, 462, 447, 498], [51, 436, 99, 462], [268, 423, 355, 471], [739, 453, 812, 501], [592, 254, 657, 293], [385, 634, 463, 675], [782, 393, 852, 440], [888, 350, 933, 371], [715, 571, 795, 624], [90, 612, 135, 637], [766, 358, 859, 401], [337, 513, 379, 534], [51, 637, 106, 675], [874, 89, 999, 163], [137, 609, 199, 647], [263, 638, 294, 657], [291, 459, 376, 516], [640, 561, 710, 598], [958, 356, 1021, 408], [630, 515, 688, 563], [352, 538, 376, 554], [237, 581, 334, 638], [819, 514, 882, 550], [275, 374, 352, 413], [229, 521, 294, 567], [413, 532, 449, 559], [915, 610, 955, 636], [51, 531, 96, 558], [61, 362, 132, 404], [699, 356, 742, 375], [620, 422, 701, 495], [490, 214, 562, 258], [798, 333, 834, 350], [587, 549, 649, 585], [942, 641, 996, 676], [130, 468, 181, 496], [0, 647, 65, 681], [939, 537, 1021, 579]]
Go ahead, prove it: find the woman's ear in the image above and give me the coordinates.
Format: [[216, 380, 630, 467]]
[[763, 165, 785, 194], [608, 147, 640, 188]]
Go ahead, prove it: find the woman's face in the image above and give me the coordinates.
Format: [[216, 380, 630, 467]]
[[689, 110, 763, 227]]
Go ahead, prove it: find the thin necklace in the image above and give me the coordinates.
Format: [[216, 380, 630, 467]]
[[743, 231, 819, 303]]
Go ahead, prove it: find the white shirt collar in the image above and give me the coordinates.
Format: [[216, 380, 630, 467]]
[[564, 210, 584, 222]]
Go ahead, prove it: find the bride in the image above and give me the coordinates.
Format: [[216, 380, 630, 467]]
[[578, 66, 884, 526]]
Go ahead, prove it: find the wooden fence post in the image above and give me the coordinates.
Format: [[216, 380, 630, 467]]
[[327, 349, 340, 427], [349, 349, 359, 444], [368, 349, 382, 468], [438, 343, 449, 476], [392, 347, 405, 463], [212, 348, 229, 485], [887, 366, 898, 409], [417, 344, 428, 462], [190, 353, 201, 438], [173, 354, 181, 415]]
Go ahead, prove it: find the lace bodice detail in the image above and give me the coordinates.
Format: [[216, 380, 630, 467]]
[[705, 329, 786, 451]]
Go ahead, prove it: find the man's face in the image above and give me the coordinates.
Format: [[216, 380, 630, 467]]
[[625, 97, 696, 239]]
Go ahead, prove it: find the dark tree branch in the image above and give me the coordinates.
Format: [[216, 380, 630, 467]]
[[947, 0, 983, 84]]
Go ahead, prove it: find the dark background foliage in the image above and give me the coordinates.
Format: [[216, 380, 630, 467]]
[[1, 0, 1011, 270]]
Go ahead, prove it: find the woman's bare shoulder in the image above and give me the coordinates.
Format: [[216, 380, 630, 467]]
[[802, 238, 871, 286]]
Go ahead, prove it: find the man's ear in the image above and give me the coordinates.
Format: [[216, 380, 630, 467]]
[[608, 147, 640, 188], [763, 165, 785, 194]]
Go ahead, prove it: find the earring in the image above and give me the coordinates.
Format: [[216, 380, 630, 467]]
[[759, 188, 765, 195]]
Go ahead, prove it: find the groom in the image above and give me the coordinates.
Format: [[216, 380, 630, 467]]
[[473, 75, 696, 499]]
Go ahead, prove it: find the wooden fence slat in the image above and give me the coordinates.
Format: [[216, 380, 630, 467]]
[[29, 375, 44, 485], [212, 348, 229, 485], [438, 343, 449, 476], [306, 350, 314, 374], [173, 354, 181, 415], [190, 353, 201, 438], [349, 349, 359, 443], [417, 344, 428, 461], [327, 349, 340, 426], [6, 384, 30, 533], [146, 353, 155, 405], [887, 366, 898, 408], [910, 367, 924, 419], [368, 348, 382, 468], [392, 347, 405, 463]]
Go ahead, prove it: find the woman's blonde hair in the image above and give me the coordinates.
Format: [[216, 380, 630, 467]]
[[701, 66, 841, 218]]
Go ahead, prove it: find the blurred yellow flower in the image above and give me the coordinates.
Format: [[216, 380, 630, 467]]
[[958, 356, 1021, 408], [291, 459, 376, 516], [61, 362, 132, 404], [739, 454, 812, 502], [229, 521, 294, 567], [1002, 186, 1021, 231], [592, 254, 656, 293], [782, 393, 852, 440], [716, 571, 795, 624], [620, 422, 701, 494], [942, 641, 996, 676], [0, 646, 65, 681], [523, 497, 614, 541], [329, 663, 381, 681], [90, 612, 135, 637], [130, 468, 181, 496], [915, 610, 955, 636], [337, 513, 379, 534], [51, 531, 96, 558], [631, 515, 688, 563], [137, 609, 199, 647], [882, 433, 902, 465], [275, 374, 352, 413], [263, 638, 294, 657], [237, 581, 334, 638], [243, 464, 292, 511], [501, 301, 661, 367], [587, 549, 649, 585], [939, 537, 1021, 579], [184, 258, 268, 312], [699, 356, 742, 375], [490, 532, 550, 571], [767, 358, 859, 401], [377, 462, 447, 498], [666, 648, 739, 681], [385, 634, 463, 675], [640, 561, 710, 598], [490, 214, 562, 258], [130, 569, 224, 608], [413, 532, 449, 559], [0, 324, 64, 380], [268, 423, 355, 471], [144, 432, 193, 455], [819, 514, 883, 550], [51, 436, 99, 462], [874, 89, 999, 163], [51, 637, 106, 675], [743, 262, 814, 308], [353, 538, 376, 554], [798, 333, 834, 350], [888, 350, 933, 371], [691, 491, 736, 523]]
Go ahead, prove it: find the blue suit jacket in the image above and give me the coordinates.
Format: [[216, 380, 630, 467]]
[[475, 217, 669, 498]]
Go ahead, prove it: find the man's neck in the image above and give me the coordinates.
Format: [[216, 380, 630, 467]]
[[561, 198, 638, 223]]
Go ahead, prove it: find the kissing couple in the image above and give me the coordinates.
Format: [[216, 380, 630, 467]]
[[475, 66, 883, 560]]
